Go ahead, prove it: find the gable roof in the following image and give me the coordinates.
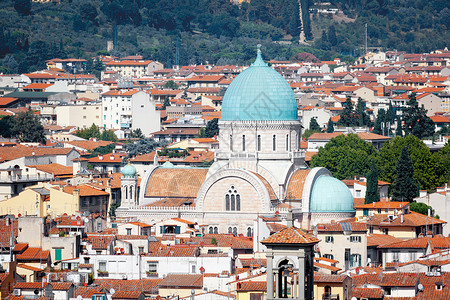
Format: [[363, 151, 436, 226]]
[[158, 274, 203, 288]]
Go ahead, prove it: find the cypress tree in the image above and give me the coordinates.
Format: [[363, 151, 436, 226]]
[[391, 146, 419, 202], [327, 118, 334, 133], [365, 160, 380, 204], [373, 109, 385, 135], [309, 118, 320, 131]]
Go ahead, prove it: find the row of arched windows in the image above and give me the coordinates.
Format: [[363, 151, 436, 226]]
[[225, 186, 240, 211]]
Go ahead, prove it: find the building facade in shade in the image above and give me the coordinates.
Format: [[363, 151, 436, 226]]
[[117, 47, 355, 234]]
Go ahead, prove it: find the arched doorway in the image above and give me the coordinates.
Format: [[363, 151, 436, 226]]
[[277, 259, 293, 298]]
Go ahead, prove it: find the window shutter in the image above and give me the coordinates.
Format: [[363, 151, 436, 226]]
[[175, 226, 181, 234]]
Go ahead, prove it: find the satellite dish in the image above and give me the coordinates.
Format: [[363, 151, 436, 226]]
[[34, 290, 39, 295], [351, 297, 357, 300], [418, 284, 424, 291], [77, 295, 83, 300], [109, 289, 115, 295]]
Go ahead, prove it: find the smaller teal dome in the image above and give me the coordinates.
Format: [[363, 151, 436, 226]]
[[310, 175, 354, 212], [122, 163, 136, 177]]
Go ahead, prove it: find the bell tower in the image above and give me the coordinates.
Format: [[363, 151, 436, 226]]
[[261, 225, 319, 300], [120, 163, 138, 208]]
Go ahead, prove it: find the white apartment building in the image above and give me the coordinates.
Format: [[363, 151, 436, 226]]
[[101, 90, 160, 136]]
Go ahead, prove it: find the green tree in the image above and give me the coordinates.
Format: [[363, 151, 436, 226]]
[[164, 80, 178, 89], [124, 138, 168, 158], [12, 111, 45, 143], [386, 101, 395, 124], [409, 202, 434, 216], [337, 97, 358, 127], [309, 118, 321, 131], [395, 115, 403, 137], [326, 118, 334, 133], [162, 97, 171, 109], [391, 146, 419, 202], [403, 93, 435, 139], [373, 109, 385, 135], [378, 135, 446, 191], [365, 160, 380, 204], [0, 116, 15, 138], [75, 124, 101, 140], [355, 97, 370, 127], [129, 128, 144, 139], [310, 134, 377, 179], [202, 118, 219, 138], [101, 130, 118, 142]]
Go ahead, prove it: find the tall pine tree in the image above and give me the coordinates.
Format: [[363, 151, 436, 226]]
[[373, 109, 386, 135], [337, 97, 358, 127], [327, 118, 334, 133], [391, 146, 419, 202], [403, 93, 435, 139], [309, 118, 321, 131], [396, 115, 403, 137], [365, 160, 380, 204]]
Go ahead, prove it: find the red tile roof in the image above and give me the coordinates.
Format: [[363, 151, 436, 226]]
[[112, 291, 144, 299], [62, 185, 109, 197], [158, 274, 203, 288], [95, 279, 161, 294], [236, 281, 266, 292], [261, 227, 320, 245], [16, 247, 49, 261]]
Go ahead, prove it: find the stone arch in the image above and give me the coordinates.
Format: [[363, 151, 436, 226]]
[[196, 168, 272, 212]]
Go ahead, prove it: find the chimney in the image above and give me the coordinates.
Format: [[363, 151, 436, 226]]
[[400, 214, 404, 223]]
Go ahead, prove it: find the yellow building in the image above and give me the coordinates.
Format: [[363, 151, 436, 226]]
[[0, 183, 109, 217], [314, 273, 352, 300]]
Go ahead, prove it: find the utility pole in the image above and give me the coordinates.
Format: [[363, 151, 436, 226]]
[[365, 23, 368, 55]]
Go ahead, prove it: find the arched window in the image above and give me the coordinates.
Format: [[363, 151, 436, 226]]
[[286, 134, 289, 151], [213, 227, 218, 234], [124, 186, 128, 200], [228, 227, 233, 234], [209, 227, 214, 234], [247, 227, 253, 237], [225, 186, 240, 211], [129, 186, 133, 200], [273, 135, 276, 151], [296, 133, 299, 150], [242, 135, 246, 151], [229, 135, 233, 151], [232, 227, 237, 236], [257, 135, 261, 151]]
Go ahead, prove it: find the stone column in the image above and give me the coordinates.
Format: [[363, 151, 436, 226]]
[[267, 253, 274, 299], [297, 253, 305, 300], [275, 270, 279, 298]]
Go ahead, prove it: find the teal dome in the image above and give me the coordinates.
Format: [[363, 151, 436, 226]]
[[221, 46, 298, 121], [310, 175, 354, 212], [122, 163, 136, 178]]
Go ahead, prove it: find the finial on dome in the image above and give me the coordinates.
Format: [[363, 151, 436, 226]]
[[252, 44, 267, 67]]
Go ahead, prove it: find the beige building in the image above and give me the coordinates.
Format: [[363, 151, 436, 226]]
[[55, 103, 102, 129], [105, 60, 163, 78], [316, 222, 367, 271]]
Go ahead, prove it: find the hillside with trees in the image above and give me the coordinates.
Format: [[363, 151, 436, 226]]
[[0, 0, 448, 73]]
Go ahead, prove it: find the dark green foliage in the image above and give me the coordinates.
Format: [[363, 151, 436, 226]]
[[162, 98, 171, 110], [391, 146, 419, 202], [410, 202, 434, 216], [310, 134, 377, 180], [92, 144, 116, 156], [355, 97, 370, 127], [101, 130, 118, 142], [403, 93, 435, 139], [164, 80, 178, 89], [365, 160, 380, 204], [0, 116, 15, 138], [12, 111, 45, 143], [373, 109, 385, 135], [124, 138, 168, 157], [309, 118, 321, 131], [337, 97, 358, 127], [378, 135, 446, 191], [75, 124, 101, 140], [202, 118, 219, 138], [129, 128, 144, 139], [302, 128, 320, 140], [386, 101, 395, 124], [14, 0, 31, 16], [327, 118, 334, 133]]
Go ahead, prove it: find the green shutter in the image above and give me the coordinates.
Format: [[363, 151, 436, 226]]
[[55, 248, 62, 261], [175, 226, 181, 234], [160, 226, 163, 234]]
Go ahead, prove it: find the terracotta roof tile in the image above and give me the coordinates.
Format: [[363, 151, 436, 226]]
[[352, 287, 383, 299], [28, 163, 73, 177], [145, 168, 208, 198], [236, 281, 266, 291], [367, 234, 403, 247], [95, 279, 161, 294], [62, 185, 109, 197], [286, 169, 311, 200], [112, 291, 143, 299], [159, 274, 203, 288], [314, 273, 348, 283], [261, 227, 320, 245]]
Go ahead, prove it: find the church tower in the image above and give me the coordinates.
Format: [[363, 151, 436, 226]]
[[261, 225, 319, 300], [120, 163, 138, 208]]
